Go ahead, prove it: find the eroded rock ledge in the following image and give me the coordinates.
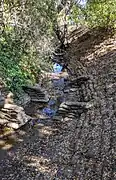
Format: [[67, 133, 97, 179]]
[[0, 84, 49, 130]]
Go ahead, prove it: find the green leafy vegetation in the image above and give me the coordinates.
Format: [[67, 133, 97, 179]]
[[0, 0, 56, 97], [0, 27, 40, 97], [68, 0, 116, 28], [86, 0, 116, 28]]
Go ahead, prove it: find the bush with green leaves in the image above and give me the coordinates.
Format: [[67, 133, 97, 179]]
[[0, 0, 56, 98], [67, 0, 116, 29], [86, 0, 116, 28], [0, 28, 41, 97]]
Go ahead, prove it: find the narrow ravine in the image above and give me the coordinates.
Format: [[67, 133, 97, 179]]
[[0, 29, 116, 180]]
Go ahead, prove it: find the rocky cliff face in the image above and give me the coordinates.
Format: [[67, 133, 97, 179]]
[[61, 28, 116, 179]]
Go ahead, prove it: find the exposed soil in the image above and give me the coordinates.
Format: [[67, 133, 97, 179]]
[[0, 28, 116, 180]]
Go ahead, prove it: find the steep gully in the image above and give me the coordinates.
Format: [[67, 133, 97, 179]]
[[0, 29, 116, 180]]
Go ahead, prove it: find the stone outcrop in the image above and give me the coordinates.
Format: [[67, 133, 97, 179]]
[[0, 103, 31, 129], [0, 91, 31, 130], [0, 83, 49, 130], [22, 84, 49, 103]]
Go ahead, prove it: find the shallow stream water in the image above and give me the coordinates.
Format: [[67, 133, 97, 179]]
[[42, 75, 65, 118]]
